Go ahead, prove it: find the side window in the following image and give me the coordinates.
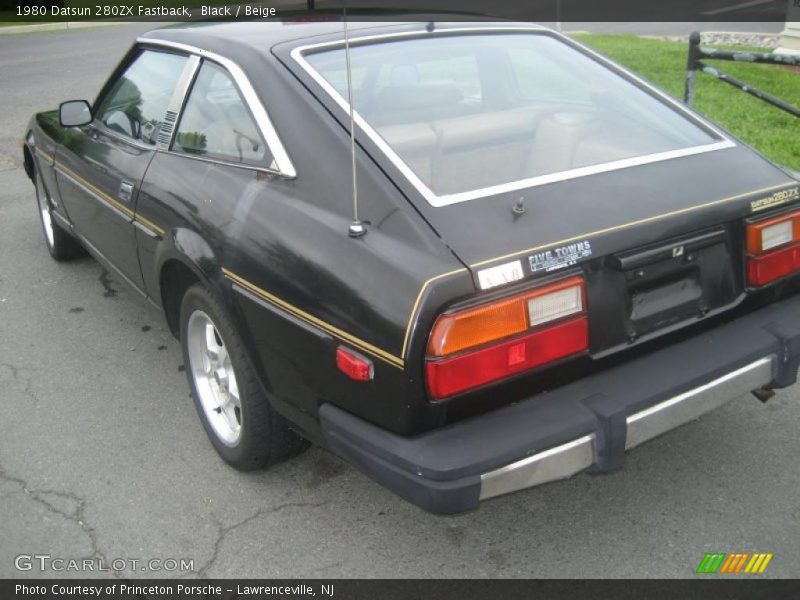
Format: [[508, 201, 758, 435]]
[[96, 50, 187, 145], [172, 61, 269, 166]]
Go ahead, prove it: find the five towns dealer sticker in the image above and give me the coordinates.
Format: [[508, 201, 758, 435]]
[[529, 240, 593, 273]]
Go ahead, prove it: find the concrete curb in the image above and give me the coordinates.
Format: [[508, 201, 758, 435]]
[[0, 21, 134, 35]]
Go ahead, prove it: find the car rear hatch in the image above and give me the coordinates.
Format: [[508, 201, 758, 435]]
[[408, 146, 799, 356]]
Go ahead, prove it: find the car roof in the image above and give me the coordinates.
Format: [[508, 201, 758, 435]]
[[139, 20, 548, 57]]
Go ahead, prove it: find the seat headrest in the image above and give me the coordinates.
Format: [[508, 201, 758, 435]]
[[390, 64, 420, 86], [375, 82, 464, 113]]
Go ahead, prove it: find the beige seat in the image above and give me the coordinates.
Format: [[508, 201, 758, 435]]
[[374, 99, 655, 195]]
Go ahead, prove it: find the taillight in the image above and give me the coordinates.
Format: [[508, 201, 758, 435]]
[[747, 245, 800, 287], [746, 210, 800, 286], [746, 211, 800, 254], [425, 276, 588, 401]]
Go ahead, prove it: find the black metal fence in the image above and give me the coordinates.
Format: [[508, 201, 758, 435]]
[[684, 31, 800, 118]]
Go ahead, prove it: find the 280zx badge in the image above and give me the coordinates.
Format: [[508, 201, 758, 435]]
[[750, 187, 799, 212], [529, 240, 593, 273]]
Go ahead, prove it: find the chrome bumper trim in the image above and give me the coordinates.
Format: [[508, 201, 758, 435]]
[[480, 434, 596, 501], [479, 356, 775, 502], [625, 356, 774, 449]]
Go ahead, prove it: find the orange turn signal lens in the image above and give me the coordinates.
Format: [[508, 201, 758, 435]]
[[746, 211, 800, 255], [427, 295, 529, 358], [427, 276, 586, 358]]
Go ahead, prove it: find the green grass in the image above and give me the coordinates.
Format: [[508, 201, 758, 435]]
[[573, 34, 800, 171]]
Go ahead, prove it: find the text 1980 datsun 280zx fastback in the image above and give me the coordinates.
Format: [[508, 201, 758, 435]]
[[22, 21, 800, 513]]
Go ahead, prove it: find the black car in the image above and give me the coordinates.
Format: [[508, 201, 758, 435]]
[[22, 21, 800, 513]]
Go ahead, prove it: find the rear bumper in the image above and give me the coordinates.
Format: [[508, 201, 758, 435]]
[[320, 294, 800, 514]]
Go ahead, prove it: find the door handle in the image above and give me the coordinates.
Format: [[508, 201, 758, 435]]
[[118, 181, 134, 203]]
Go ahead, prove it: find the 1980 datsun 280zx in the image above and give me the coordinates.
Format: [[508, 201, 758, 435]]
[[22, 21, 800, 513]]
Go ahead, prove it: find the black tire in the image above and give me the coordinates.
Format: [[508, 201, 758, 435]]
[[34, 169, 84, 261], [179, 283, 308, 470]]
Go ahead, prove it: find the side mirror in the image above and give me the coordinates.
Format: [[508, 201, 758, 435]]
[[59, 100, 93, 127]]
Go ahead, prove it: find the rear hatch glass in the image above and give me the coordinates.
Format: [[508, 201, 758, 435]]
[[302, 32, 721, 204]]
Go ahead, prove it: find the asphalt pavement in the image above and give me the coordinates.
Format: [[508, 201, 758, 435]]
[[0, 23, 798, 579]]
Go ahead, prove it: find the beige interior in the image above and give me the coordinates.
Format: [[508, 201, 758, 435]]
[[368, 84, 681, 196]]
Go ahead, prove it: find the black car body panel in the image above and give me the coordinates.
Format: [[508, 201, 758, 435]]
[[22, 20, 800, 511]]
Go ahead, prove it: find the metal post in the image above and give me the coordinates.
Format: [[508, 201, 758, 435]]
[[696, 47, 800, 66], [684, 31, 799, 117], [684, 31, 701, 107], [699, 64, 800, 118]]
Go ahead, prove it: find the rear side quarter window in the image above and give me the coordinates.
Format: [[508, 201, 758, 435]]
[[172, 61, 270, 167]]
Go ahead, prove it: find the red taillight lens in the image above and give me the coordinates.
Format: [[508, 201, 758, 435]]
[[426, 317, 588, 400], [746, 210, 800, 287], [747, 243, 800, 287], [425, 276, 588, 401]]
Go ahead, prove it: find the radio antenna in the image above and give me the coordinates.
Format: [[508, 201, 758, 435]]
[[343, 8, 366, 238]]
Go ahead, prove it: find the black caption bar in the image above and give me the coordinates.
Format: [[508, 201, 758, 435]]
[[1, 0, 797, 23], [3, 580, 800, 600]]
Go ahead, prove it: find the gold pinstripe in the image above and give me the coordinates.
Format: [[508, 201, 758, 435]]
[[55, 160, 134, 218], [134, 213, 166, 236], [54, 160, 165, 237], [34, 146, 54, 164], [400, 268, 468, 359], [469, 182, 800, 269], [222, 268, 405, 369]]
